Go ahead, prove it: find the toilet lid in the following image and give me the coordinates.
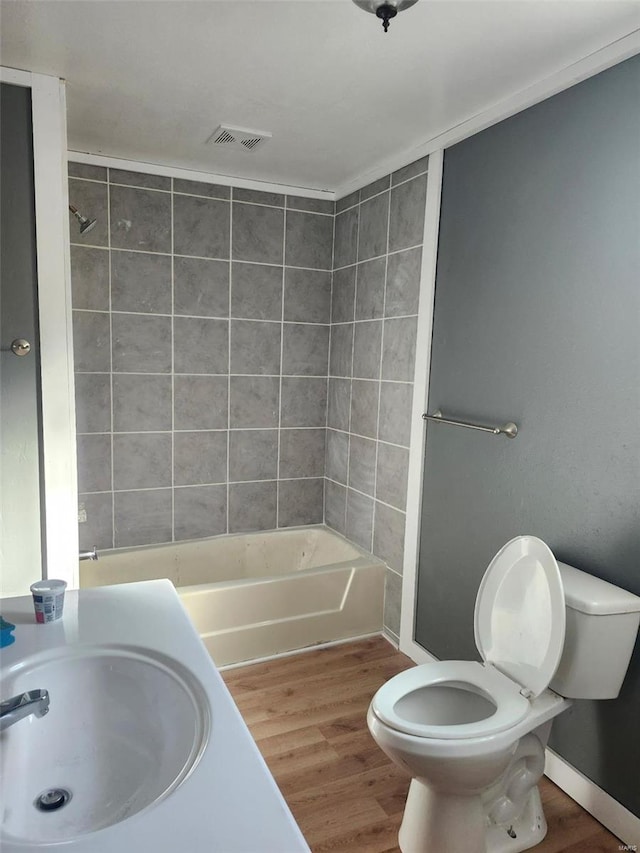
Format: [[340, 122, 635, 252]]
[[474, 536, 566, 698]]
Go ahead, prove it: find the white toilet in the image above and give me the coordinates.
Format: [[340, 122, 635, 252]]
[[368, 536, 640, 853]]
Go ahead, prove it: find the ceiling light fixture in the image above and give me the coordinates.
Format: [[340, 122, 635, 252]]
[[352, 0, 419, 33]]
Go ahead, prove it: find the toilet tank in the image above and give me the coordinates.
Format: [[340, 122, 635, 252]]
[[549, 562, 640, 699]]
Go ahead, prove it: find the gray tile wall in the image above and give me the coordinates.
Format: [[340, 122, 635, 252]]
[[70, 157, 429, 644], [69, 162, 333, 550], [325, 156, 429, 643]]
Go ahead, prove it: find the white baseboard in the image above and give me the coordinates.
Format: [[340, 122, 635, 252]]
[[382, 628, 400, 648], [544, 749, 640, 847]]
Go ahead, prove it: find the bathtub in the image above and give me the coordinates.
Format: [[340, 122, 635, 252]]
[[80, 526, 385, 666]]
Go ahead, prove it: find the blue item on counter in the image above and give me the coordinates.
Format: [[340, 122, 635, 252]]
[[0, 616, 16, 647]]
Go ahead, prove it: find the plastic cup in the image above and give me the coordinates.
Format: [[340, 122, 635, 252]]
[[30, 580, 67, 624]]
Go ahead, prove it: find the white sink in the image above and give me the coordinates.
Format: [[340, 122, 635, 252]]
[[0, 581, 308, 853], [0, 644, 210, 844]]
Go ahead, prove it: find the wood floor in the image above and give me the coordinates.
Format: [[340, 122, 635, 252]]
[[222, 636, 622, 853]]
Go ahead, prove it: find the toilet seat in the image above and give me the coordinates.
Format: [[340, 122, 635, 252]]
[[370, 660, 530, 740], [371, 536, 567, 741]]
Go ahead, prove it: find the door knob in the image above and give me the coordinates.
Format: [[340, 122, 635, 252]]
[[9, 339, 31, 356]]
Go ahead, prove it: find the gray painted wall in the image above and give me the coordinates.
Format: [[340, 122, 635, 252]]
[[416, 55, 640, 815]]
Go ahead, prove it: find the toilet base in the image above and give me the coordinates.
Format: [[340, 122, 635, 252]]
[[398, 781, 547, 853], [485, 786, 547, 853], [399, 779, 486, 853]]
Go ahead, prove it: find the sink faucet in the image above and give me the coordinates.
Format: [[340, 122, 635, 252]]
[[0, 689, 50, 731], [79, 547, 98, 561]]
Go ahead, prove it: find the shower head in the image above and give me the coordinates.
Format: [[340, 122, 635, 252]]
[[69, 204, 97, 235]]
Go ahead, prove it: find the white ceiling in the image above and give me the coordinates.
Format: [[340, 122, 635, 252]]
[[1, 0, 639, 192]]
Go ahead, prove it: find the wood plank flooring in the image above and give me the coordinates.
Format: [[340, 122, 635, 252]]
[[222, 636, 623, 853]]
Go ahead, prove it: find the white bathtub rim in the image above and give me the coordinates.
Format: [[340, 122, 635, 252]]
[[92, 523, 359, 560]]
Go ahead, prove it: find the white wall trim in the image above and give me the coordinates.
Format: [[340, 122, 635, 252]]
[[0, 66, 33, 87], [69, 151, 336, 201], [399, 148, 443, 664], [545, 749, 640, 846], [30, 72, 78, 588], [334, 31, 640, 200]]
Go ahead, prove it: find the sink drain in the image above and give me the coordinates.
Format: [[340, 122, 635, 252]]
[[35, 789, 71, 812]]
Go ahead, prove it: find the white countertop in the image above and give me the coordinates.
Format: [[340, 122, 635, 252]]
[[0, 580, 310, 852]]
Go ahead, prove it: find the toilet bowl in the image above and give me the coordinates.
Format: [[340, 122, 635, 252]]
[[368, 535, 640, 853], [368, 666, 568, 853]]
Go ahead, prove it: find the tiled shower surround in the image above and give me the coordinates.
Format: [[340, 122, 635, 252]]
[[70, 157, 427, 639], [70, 163, 333, 550], [326, 158, 428, 641]]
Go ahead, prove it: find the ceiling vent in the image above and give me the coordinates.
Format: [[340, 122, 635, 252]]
[[207, 125, 272, 152]]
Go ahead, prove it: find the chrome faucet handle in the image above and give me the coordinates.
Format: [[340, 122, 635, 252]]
[[79, 547, 98, 561], [0, 689, 50, 731]]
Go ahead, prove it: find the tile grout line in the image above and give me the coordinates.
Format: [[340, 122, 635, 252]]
[[69, 161, 429, 211], [335, 166, 428, 213], [78, 425, 327, 435], [324, 202, 337, 528], [170, 177, 176, 544], [70, 174, 335, 214], [227, 190, 233, 536], [344, 196, 360, 539], [372, 179, 392, 559], [75, 368, 334, 379], [323, 312, 418, 326], [73, 305, 334, 328], [323, 476, 407, 516], [107, 173, 115, 550], [72, 166, 427, 217], [69, 240, 334, 272], [330, 241, 424, 273], [75, 369, 414, 386], [80, 474, 324, 496], [276, 202, 287, 530]]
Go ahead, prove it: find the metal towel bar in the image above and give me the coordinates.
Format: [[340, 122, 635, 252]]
[[422, 410, 518, 439]]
